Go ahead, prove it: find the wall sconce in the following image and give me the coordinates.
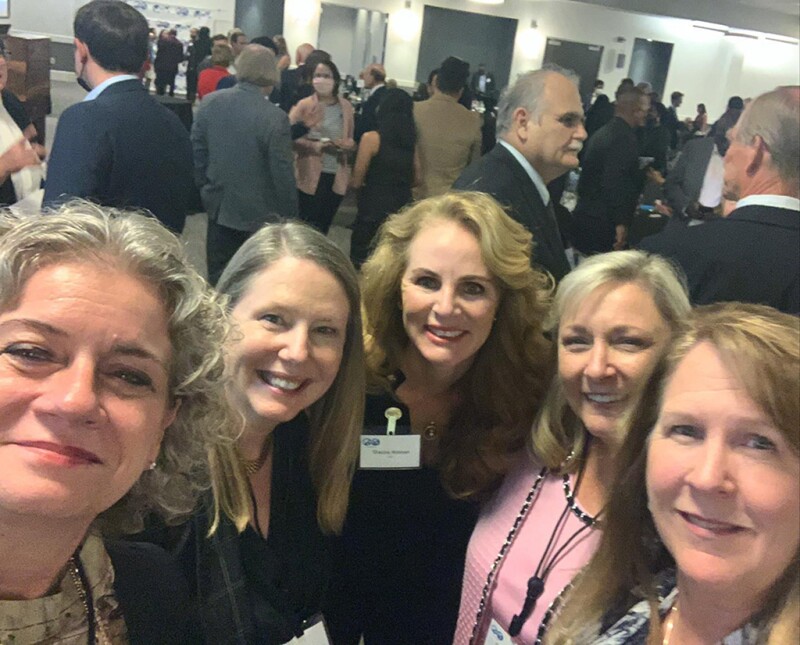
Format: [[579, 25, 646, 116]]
[[287, 0, 318, 25], [393, 0, 420, 42], [518, 19, 541, 59]]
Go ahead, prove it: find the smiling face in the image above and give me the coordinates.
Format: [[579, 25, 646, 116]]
[[0, 263, 176, 524], [558, 281, 669, 446], [226, 257, 349, 432], [400, 219, 500, 378], [647, 341, 800, 599], [516, 73, 587, 183]]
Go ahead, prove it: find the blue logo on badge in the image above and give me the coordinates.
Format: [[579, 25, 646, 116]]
[[362, 437, 381, 447], [490, 624, 505, 641]]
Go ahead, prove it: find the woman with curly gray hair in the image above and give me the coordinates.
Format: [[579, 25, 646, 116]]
[[0, 201, 236, 645]]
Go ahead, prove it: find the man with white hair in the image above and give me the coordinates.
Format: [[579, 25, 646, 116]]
[[640, 86, 800, 313], [192, 44, 298, 284], [453, 67, 586, 281]]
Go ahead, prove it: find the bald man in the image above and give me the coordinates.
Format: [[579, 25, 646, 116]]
[[355, 63, 387, 142], [279, 42, 314, 112]]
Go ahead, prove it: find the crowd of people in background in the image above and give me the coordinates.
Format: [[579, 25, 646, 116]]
[[0, 1, 798, 645]]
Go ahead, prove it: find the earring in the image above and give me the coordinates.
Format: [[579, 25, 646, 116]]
[[148, 461, 157, 471]]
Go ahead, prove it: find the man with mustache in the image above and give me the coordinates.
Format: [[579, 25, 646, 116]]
[[454, 68, 586, 282]]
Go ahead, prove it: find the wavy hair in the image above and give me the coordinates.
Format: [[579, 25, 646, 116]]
[[548, 303, 800, 645], [216, 221, 365, 534], [0, 201, 236, 535], [532, 250, 690, 474], [360, 191, 553, 500]]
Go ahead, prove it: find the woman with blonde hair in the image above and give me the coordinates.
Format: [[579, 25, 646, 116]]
[[454, 250, 690, 645], [326, 191, 553, 644], [175, 221, 365, 644], [547, 303, 799, 645], [0, 202, 232, 644]]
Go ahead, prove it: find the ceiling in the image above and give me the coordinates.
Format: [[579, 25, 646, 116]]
[[561, 0, 800, 38]]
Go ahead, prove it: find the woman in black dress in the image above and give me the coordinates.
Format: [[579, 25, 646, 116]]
[[326, 192, 553, 644], [349, 88, 418, 268]]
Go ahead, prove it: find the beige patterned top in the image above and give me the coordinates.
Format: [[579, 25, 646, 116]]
[[0, 533, 129, 644]]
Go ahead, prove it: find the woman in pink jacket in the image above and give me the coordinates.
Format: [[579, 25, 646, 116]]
[[289, 59, 355, 234]]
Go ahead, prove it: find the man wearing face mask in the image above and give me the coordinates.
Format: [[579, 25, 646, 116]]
[[44, 0, 193, 233]]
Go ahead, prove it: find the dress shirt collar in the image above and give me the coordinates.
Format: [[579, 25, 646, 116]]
[[498, 139, 550, 206], [369, 83, 385, 97], [83, 74, 139, 102], [735, 194, 800, 211]]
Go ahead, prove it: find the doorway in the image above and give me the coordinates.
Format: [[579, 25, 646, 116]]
[[542, 38, 603, 106], [318, 4, 387, 79], [628, 38, 674, 99]]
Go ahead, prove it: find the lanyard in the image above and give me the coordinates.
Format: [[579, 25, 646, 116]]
[[468, 466, 599, 644]]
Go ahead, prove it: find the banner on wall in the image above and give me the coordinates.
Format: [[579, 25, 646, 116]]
[[127, 0, 214, 96]]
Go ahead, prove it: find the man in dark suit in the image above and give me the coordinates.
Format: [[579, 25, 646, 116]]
[[354, 63, 386, 142], [193, 45, 298, 284], [572, 86, 649, 255], [44, 0, 193, 233], [454, 68, 587, 282], [278, 42, 314, 112], [662, 90, 683, 149], [469, 63, 497, 110], [640, 86, 800, 314]]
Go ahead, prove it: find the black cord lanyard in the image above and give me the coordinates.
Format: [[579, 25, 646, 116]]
[[468, 465, 599, 644], [507, 468, 595, 637], [73, 555, 97, 645]]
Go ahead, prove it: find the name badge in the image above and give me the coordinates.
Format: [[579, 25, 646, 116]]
[[287, 614, 331, 645], [359, 435, 421, 469], [482, 618, 512, 645]]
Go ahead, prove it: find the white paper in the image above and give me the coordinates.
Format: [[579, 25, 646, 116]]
[[359, 434, 421, 469]]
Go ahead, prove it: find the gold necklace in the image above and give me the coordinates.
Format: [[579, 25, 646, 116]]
[[68, 557, 104, 645], [662, 596, 679, 645], [240, 436, 273, 475]]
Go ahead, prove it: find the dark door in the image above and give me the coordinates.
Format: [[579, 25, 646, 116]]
[[415, 6, 517, 90], [542, 38, 603, 106], [629, 38, 674, 99]]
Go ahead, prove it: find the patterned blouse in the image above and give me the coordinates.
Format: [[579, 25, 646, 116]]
[[0, 533, 128, 645], [583, 569, 760, 645]]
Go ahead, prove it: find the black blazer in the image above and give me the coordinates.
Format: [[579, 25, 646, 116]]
[[453, 142, 571, 282], [106, 539, 201, 644], [355, 85, 386, 143], [638, 203, 800, 314], [43, 79, 193, 233]]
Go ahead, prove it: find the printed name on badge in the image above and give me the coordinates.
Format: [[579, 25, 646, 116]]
[[359, 434, 421, 469]]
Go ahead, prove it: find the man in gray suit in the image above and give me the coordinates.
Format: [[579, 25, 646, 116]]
[[193, 44, 298, 283]]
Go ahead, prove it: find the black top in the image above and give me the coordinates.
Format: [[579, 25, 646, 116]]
[[141, 414, 329, 645], [573, 116, 644, 254], [106, 539, 201, 645], [325, 389, 480, 645], [0, 89, 32, 206]]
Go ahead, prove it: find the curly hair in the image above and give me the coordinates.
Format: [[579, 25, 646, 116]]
[[0, 202, 235, 535], [532, 250, 690, 473], [216, 221, 365, 534], [360, 191, 553, 500], [548, 303, 800, 645]]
